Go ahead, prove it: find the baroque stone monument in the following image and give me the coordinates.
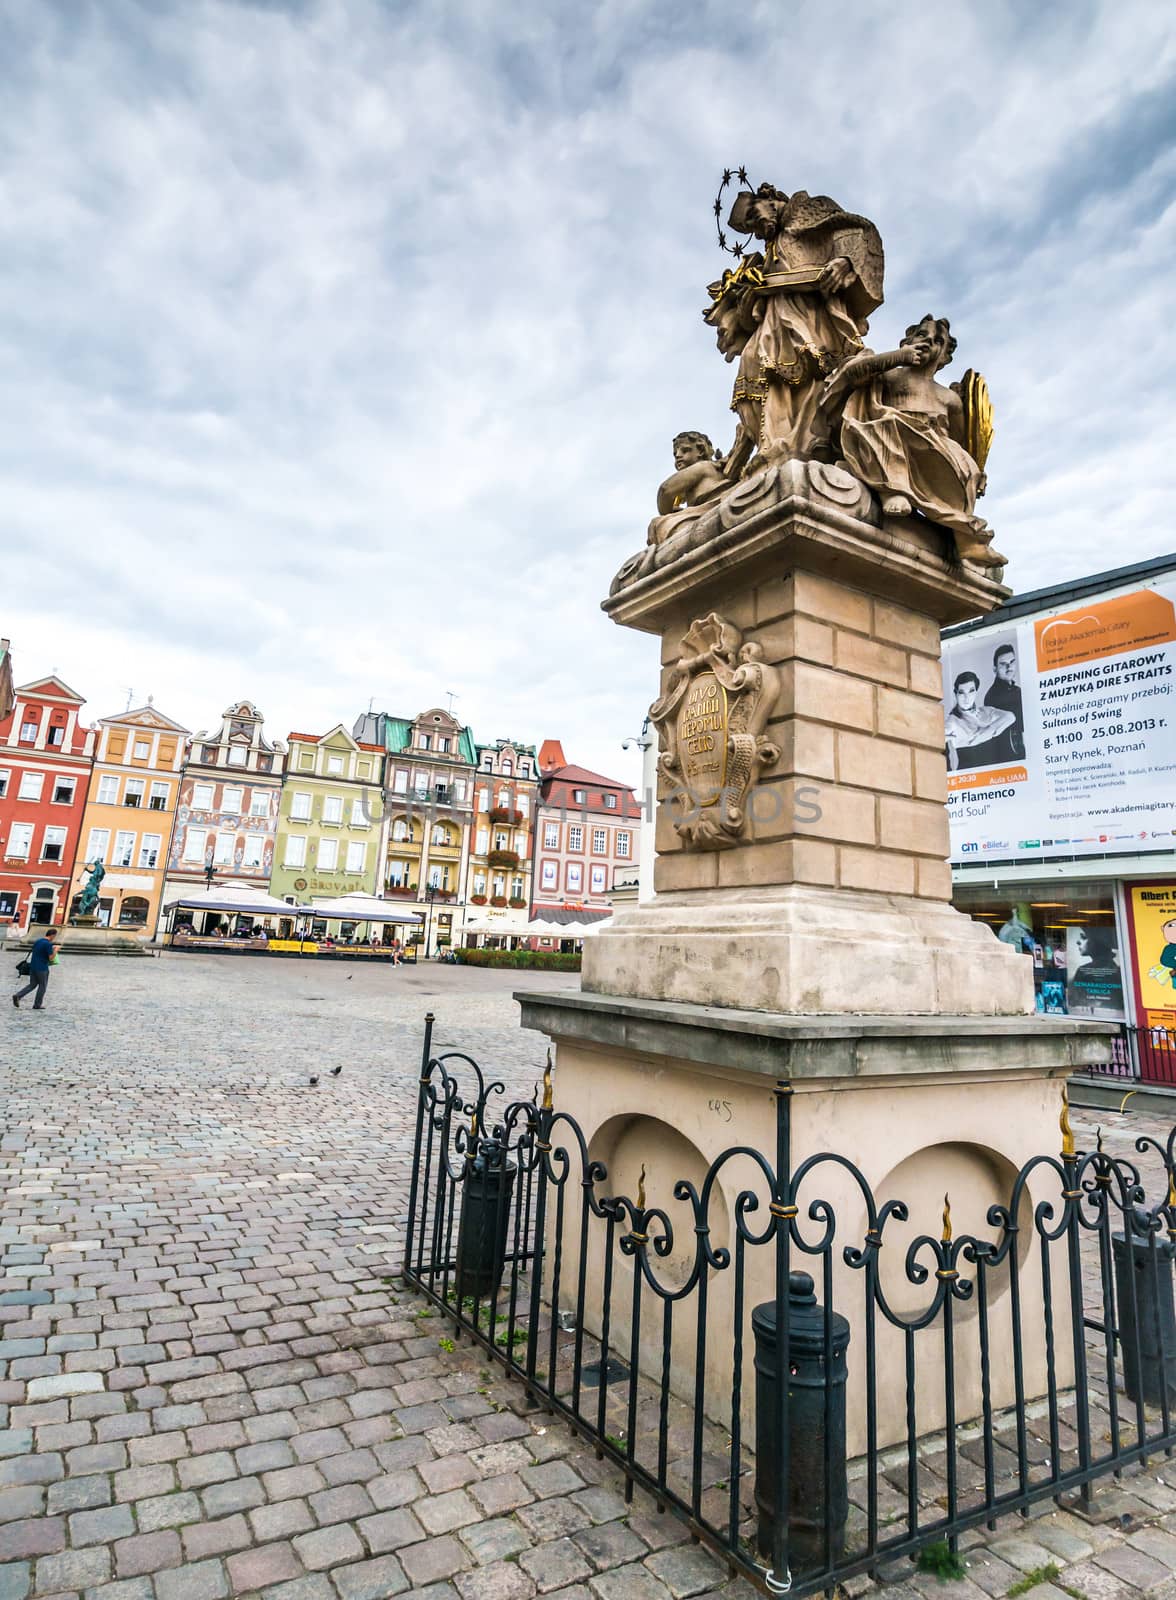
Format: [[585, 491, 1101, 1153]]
[[518, 176, 1111, 1451]]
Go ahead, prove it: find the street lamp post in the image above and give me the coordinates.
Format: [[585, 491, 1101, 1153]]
[[423, 882, 439, 958]]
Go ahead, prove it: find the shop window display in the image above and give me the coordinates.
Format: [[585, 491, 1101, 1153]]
[[953, 882, 1124, 1019]]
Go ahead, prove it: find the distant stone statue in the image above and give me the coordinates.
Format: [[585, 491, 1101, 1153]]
[[710, 183, 884, 468], [75, 859, 106, 918], [648, 432, 730, 546], [822, 314, 1003, 566]]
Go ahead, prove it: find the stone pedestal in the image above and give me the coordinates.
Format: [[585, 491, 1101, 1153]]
[[519, 460, 1113, 1456], [518, 992, 1110, 1453], [591, 461, 1031, 1016], [59, 922, 152, 956]]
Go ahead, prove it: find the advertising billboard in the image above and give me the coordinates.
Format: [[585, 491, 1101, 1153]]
[[942, 581, 1176, 863], [1126, 881, 1176, 1032]]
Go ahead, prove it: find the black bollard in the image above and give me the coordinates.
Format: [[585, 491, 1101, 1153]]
[[1113, 1230, 1176, 1406], [455, 1132, 518, 1305], [752, 1270, 850, 1573]]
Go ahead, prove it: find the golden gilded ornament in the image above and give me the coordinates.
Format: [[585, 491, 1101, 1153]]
[[1060, 1082, 1076, 1159], [941, 1192, 953, 1244], [958, 368, 994, 471]]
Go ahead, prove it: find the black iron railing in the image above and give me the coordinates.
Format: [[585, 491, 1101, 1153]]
[[404, 1015, 1176, 1597]]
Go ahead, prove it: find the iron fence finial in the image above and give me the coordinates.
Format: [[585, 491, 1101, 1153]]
[[1060, 1081, 1076, 1159], [542, 1051, 553, 1110], [637, 1164, 647, 1212], [941, 1192, 952, 1244]]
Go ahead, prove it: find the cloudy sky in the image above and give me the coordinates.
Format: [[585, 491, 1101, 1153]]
[[2, 0, 1174, 785]]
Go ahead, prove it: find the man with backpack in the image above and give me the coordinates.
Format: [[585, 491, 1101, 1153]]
[[13, 926, 59, 1010]]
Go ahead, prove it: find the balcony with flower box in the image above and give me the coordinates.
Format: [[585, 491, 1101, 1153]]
[[488, 806, 523, 827], [486, 848, 520, 868]]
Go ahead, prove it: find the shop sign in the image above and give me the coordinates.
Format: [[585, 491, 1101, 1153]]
[[943, 580, 1176, 862], [1126, 883, 1176, 1031]]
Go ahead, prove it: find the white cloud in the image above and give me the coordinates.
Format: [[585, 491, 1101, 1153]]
[[1, 0, 1173, 783]]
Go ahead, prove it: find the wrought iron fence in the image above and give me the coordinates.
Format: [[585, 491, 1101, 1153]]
[[1081, 1024, 1176, 1085], [403, 1014, 1176, 1597]]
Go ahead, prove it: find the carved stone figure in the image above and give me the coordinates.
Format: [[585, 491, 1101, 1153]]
[[650, 613, 781, 849], [713, 184, 884, 467], [823, 314, 1003, 566], [75, 859, 106, 918], [648, 432, 730, 546]]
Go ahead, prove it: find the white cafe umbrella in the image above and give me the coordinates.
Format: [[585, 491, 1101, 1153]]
[[296, 892, 423, 926]]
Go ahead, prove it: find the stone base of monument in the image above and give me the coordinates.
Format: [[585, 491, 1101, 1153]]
[[518, 991, 1111, 1454], [583, 882, 1032, 1015], [58, 921, 152, 956]]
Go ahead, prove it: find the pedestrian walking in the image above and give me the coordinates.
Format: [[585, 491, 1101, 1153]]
[[13, 927, 59, 1011]]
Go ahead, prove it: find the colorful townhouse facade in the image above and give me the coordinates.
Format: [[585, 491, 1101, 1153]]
[[464, 739, 539, 949], [270, 727, 385, 905], [164, 701, 285, 911], [353, 706, 477, 952], [0, 674, 93, 932], [532, 738, 642, 927], [69, 704, 188, 935]]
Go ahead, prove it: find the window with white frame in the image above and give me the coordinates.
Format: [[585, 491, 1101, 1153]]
[[41, 826, 68, 863], [418, 734, 431, 751], [123, 778, 145, 807], [114, 831, 136, 867], [502, 757, 513, 775], [543, 821, 559, 849], [52, 776, 76, 804], [0, 770, 8, 799], [474, 872, 487, 895], [317, 838, 339, 870], [413, 772, 428, 796], [476, 828, 489, 853], [0, 891, 16, 917], [139, 834, 162, 869], [133, 741, 150, 759], [47, 723, 64, 746], [6, 822, 33, 859], [97, 774, 119, 805], [349, 798, 368, 827], [326, 755, 343, 774], [149, 781, 168, 810], [243, 835, 265, 868], [617, 831, 631, 858], [568, 824, 583, 851], [497, 788, 511, 808], [493, 830, 509, 851], [284, 835, 307, 868], [518, 795, 529, 815], [346, 841, 365, 874], [290, 792, 312, 820], [18, 772, 44, 803], [590, 865, 607, 895], [183, 827, 208, 863], [567, 862, 583, 892], [541, 861, 557, 890], [428, 864, 443, 889], [604, 793, 618, 809], [221, 788, 243, 815], [478, 788, 490, 811], [214, 833, 235, 865], [392, 818, 411, 842], [453, 778, 466, 800], [519, 759, 530, 777], [322, 795, 343, 824], [511, 875, 523, 899], [19, 719, 38, 743], [249, 790, 269, 817], [192, 782, 215, 810], [438, 736, 450, 753], [432, 823, 450, 846], [387, 860, 411, 887], [85, 828, 110, 861], [227, 745, 248, 766], [573, 788, 586, 803], [592, 827, 607, 853], [492, 874, 505, 896], [393, 769, 408, 793]]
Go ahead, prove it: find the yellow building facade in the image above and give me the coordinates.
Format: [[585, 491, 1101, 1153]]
[[69, 705, 188, 937]]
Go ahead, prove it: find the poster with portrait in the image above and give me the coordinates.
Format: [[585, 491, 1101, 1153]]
[[1064, 925, 1125, 1019], [944, 581, 1176, 862]]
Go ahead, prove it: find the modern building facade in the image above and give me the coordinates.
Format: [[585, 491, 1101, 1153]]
[[270, 727, 385, 906], [69, 704, 188, 936], [463, 738, 539, 949], [532, 739, 643, 925], [0, 674, 92, 932], [944, 552, 1176, 1043], [354, 706, 477, 952], [165, 700, 285, 910]]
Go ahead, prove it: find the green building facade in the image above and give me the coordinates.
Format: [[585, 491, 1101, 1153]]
[[270, 726, 385, 904]]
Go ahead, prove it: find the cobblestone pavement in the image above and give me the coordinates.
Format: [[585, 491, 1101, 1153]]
[[3, 952, 1176, 1600]]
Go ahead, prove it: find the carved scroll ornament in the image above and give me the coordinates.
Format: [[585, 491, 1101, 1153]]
[[650, 612, 782, 850]]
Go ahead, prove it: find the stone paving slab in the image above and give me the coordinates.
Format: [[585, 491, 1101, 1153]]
[[3, 953, 1176, 1600]]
